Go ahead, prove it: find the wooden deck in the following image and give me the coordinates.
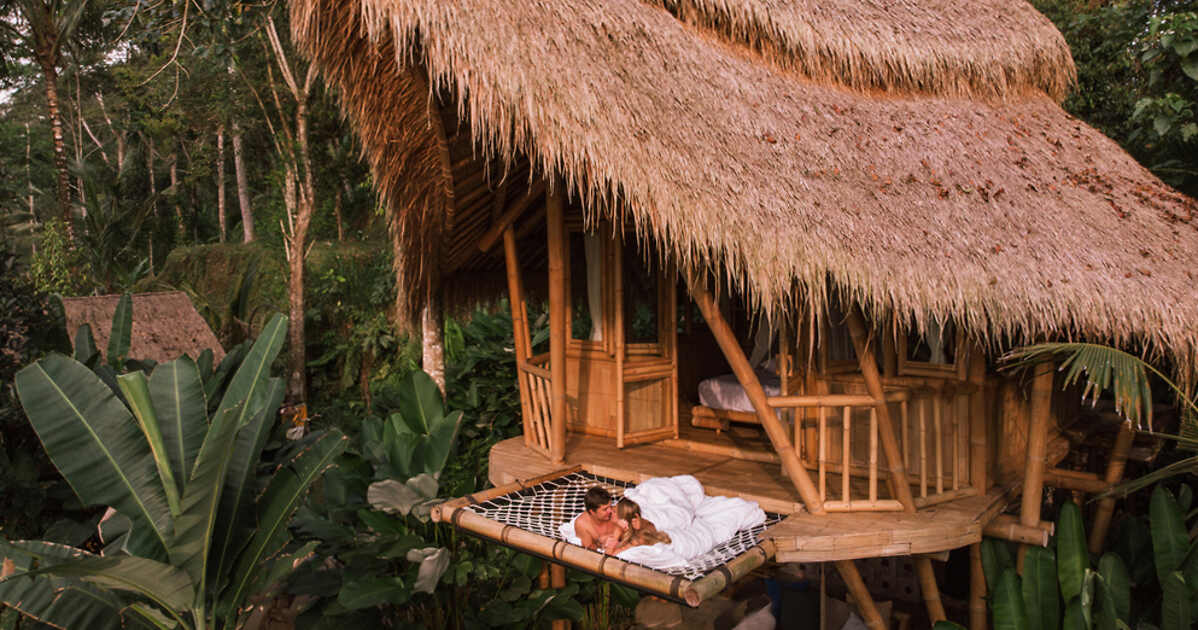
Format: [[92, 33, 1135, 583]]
[[489, 432, 1013, 563]]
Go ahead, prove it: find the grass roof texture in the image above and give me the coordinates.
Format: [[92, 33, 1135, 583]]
[[291, 0, 1198, 370]]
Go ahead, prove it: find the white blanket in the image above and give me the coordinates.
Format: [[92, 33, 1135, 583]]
[[559, 475, 766, 570]]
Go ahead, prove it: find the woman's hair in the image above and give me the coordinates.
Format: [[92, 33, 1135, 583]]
[[616, 499, 670, 546], [616, 498, 641, 523]]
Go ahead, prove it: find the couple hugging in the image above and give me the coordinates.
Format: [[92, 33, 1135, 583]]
[[574, 487, 671, 555]]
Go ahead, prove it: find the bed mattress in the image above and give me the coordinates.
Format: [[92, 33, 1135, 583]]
[[696, 371, 781, 412]]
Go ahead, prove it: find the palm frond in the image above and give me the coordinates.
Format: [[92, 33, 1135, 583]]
[[1096, 455, 1198, 500]]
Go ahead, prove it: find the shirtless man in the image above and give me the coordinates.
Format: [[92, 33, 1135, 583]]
[[574, 487, 622, 552]]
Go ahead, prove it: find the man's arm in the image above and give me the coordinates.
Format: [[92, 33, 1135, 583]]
[[576, 517, 598, 550]]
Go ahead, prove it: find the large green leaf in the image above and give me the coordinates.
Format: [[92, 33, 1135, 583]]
[[74, 323, 99, 366], [118, 371, 181, 517], [215, 314, 286, 428], [108, 293, 133, 367], [0, 541, 126, 630], [29, 556, 194, 615], [15, 354, 172, 559], [203, 341, 248, 412], [1062, 597, 1087, 630], [992, 568, 1028, 630], [337, 576, 410, 610], [1024, 546, 1060, 630], [149, 357, 209, 494], [1058, 501, 1089, 603], [1160, 572, 1191, 630], [1150, 486, 1188, 587], [395, 370, 443, 434], [209, 377, 284, 591], [983, 538, 1015, 591], [1098, 553, 1131, 623], [222, 430, 347, 626], [170, 403, 243, 602], [1094, 574, 1120, 630]]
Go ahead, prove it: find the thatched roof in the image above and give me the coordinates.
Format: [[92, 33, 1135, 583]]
[[291, 0, 1198, 368], [61, 292, 225, 364]]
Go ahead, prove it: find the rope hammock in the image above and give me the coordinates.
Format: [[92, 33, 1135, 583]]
[[433, 467, 784, 605]]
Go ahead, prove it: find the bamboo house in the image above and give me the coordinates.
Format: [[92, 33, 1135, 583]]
[[291, 0, 1198, 626]]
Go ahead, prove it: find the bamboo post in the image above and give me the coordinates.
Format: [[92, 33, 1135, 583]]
[[1019, 362, 1054, 570], [969, 350, 989, 492], [920, 397, 928, 498], [984, 514, 1054, 546], [546, 180, 568, 463], [1088, 420, 1135, 553], [835, 560, 886, 630], [842, 406, 851, 503], [551, 563, 568, 630], [934, 392, 944, 495], [503, 227, 535, 448], [615, 237, 626, 448], [869, 407, 878, 502], [685, 275, 826, 514], [819, 405, 828, 501], [844, 309, 943, 623], [901, 399, 910, 470], [969, 543, 987, 630], [952, 392, 961, 491], [1044, 468, 1111, 493]]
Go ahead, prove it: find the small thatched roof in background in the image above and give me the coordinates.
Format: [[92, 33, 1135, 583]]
[[61, 292, 224, 364], [292, 0, 1198, 369]]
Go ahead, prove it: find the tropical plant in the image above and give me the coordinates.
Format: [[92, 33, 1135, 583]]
[[1003, 343, 1198, 490], [985, 486, 1198, 630], [0, 313, 347, 629]]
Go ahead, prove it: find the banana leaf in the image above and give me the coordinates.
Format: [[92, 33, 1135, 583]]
[[222, 430, 347, 626], [74, 323, 99, 366], [108, 293, 132, 368], [171, 403, 243, 602], [0, 541, 126, 630], [1023, 546, 1060, 630], [1098, 553, 1131, 623], [24, 555, 194, 617], [1062, 597, 1087, 630], [118, 371, 181, 517], [983, 538, 1015, 591], [214, 314, 286, 428], [1094, 573, 1120, 630], [1151, 487, 1188, 587], [1058, 501, 1089, 603], [1160, 572, 1191, 630], [15, 354, 173, 559], [992, 568, 1027, 630], [148, 357, 209, 495]]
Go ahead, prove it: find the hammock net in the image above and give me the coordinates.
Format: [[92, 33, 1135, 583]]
[[463, 470, 784, 581]]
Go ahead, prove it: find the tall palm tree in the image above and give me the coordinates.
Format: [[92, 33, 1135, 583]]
[[1, 0, 91, 234]]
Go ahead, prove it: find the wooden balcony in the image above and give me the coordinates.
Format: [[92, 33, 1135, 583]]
[[488, 427, 1014, 563]]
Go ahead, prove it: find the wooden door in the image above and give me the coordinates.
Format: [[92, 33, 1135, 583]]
[[615, 238, 678, 447]]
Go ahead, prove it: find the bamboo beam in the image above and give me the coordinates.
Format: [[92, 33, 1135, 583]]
[[767, 393, 904, 407], [550, 563, 568, 630], [477, 181, 547, 253], [685, 275, 825, 515], [1043, 468, 1111, 493], [969, 350, 988, 491], [970, 543, 987, 630], [984, 514, 1054, 547], [835, 560, 886, 630], [546, 181, 568, 463], [1019, 362, 1054, 569], [503, 226, 536, 449], [1088, 420, 1135, 553], [844, 309, 943, 622], [842, 406, 851, 503], [615, 236, 626, 448]]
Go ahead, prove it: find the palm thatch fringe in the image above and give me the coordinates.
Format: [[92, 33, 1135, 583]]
[[291, 0, 1198, 378]]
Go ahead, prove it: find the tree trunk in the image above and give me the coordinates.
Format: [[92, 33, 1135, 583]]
[[169, 153, 184, 240], [217, 127, 227, 242], [25, 122, 36, 220], [422, 286, 446, 396], [38, 60, 72, 232], [334, 176, 345, 241], [147, 137, 157, 270], [231, 120, 254, 242], [286, 96, 316, 403]]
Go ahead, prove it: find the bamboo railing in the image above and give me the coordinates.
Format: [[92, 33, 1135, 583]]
[[519, 353, 554, 456], [779, 384, 978, 513]]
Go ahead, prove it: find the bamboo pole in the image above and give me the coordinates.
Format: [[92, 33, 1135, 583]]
[[504, 227, 535, 448], [934, 393, 944, 495], [920, 397, 928, 498], [1043, 468, 1111, 493], [615, 237, 626, 448], [477, 181, 547, 252], [842, 406, 851, 503], [819, 405, 828, 501], [844, 309, 943, 623], [902, 399, 910, 470], [969, 543, 987, 630], [768, 394, 904, 407], [1088, 420, 1135, 553], [952, 393, 961, 491], [984, 515, 1054, 547], [969, 351, 989, 492], [685, 275, 825, 515], [912, 486, 978, 508], [822, 499, 904, 512], [547, 181, 568, 463], [835, 560, 886, 630], [1019, 362, 1054, 570], [869, 407, 878, 502], [551, 563, 568, 630]]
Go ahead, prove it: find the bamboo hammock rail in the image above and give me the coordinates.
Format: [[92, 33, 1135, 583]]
[[518, 354, 554, 456]]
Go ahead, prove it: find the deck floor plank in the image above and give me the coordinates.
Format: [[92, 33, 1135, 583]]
[[488, 434, 1011, 562]]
